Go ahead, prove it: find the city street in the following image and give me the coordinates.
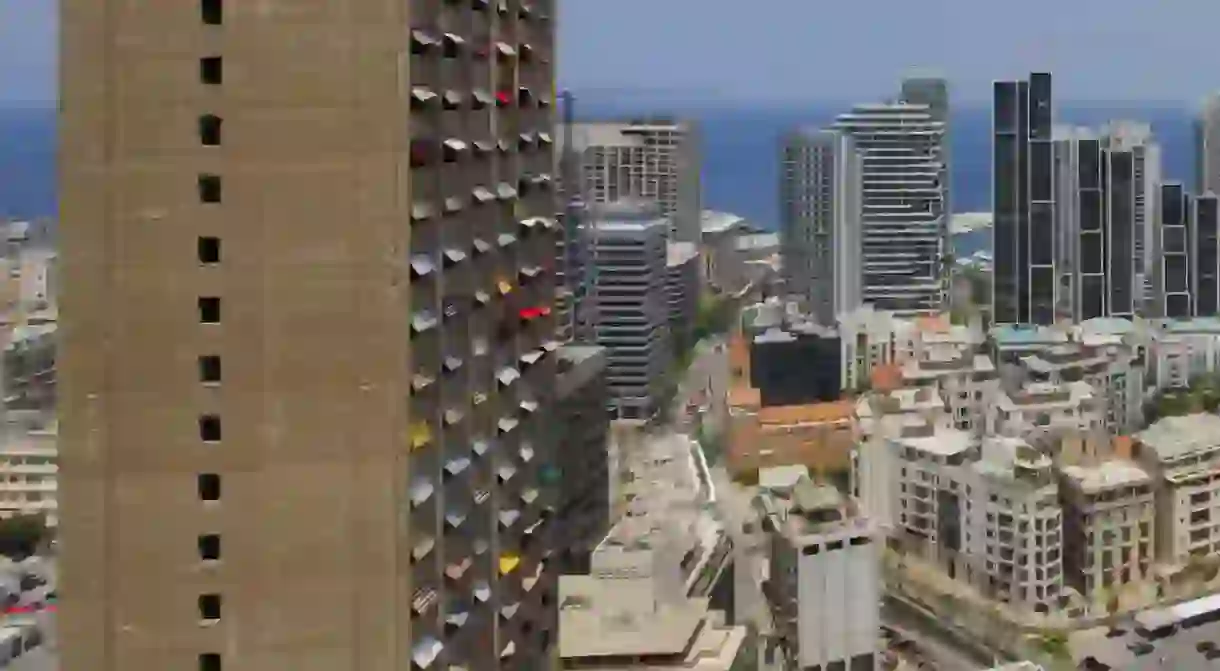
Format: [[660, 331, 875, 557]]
[[671, 336, 731, 438], [1072, 620, 1220, 669], [881, 597, 1001, 671]]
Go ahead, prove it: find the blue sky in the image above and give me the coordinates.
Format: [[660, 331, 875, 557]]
[[3, 0, 1219, 106]]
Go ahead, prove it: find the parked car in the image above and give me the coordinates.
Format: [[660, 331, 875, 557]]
[[1128, 640, 1155, 656]]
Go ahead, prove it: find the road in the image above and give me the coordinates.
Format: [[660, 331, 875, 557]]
[[671, 337, 730, 437], [1072, 619, 1220, 670], [881, 596, 1003, 671]]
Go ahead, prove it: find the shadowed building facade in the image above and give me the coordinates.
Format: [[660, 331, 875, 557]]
[[58, 1, 562, 669]]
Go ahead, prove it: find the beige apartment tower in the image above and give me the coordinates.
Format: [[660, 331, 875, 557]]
[[59, 1, 560, 670]]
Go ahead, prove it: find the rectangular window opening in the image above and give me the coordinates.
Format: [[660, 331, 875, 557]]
[[199, 594, 222, 621], [198, 297, 221, 324], [198, 237, 221, 264], [198, 174, 222, 203], [199, 415, 222, 442], [198, 473, 221, 501], [199, 115, 222, 146], [199, 355, 222, 384], [200, 0, 222, 25], [198, 534, 221, 561], [200, 56, 223, 85]]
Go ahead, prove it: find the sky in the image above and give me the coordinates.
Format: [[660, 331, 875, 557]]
[[3, 0, 1220, 106]]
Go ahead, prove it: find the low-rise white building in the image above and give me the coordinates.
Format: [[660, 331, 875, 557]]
[[758, 475, 881, 671], [0, 420, 56, 527], [1134, 413, 1220, 565]]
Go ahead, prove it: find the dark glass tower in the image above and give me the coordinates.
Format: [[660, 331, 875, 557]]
[[993, 73, 1056, 325]]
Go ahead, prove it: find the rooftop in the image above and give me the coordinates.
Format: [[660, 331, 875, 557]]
[[699, 210, 748, 235], [891, 425, 975, 457], [734, 233, 779, 251], [757, 474, 878, 541], [1158, 316, 1220, 333], [1061, 459, 1151, 493], [559, 574, 710, 659], [991, 323, 1070, 347], [1135, 413, 1220, 462], [756, 400, 854, 426]]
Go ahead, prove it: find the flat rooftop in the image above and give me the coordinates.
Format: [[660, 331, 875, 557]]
[[891, 426, 975, 457], [1061, 460, 1151, 493], [1135, 413, 1220, 462]]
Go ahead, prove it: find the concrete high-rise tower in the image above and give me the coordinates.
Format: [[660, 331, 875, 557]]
[[58, 1, 561, 670], [1195, 93, 1220, 197], [779, 128, 863, 325], [833, 102, 947, 314], [562, 119, 702, 243], [992, 73, 1056, 325]]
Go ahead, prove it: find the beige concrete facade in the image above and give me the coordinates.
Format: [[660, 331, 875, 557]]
[[59, 1, 559, 670]]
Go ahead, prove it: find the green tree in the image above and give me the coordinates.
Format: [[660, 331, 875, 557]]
[[0, 514, 46, 558]]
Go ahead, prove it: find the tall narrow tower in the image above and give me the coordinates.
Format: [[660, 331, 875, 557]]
[[992, 72, 1056, 325], [59, 1, 562, 670]]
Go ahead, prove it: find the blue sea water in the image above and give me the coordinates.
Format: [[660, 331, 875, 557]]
[[0, 102, 1200, 249]]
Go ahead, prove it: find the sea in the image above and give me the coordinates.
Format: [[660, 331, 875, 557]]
[[0, 101, 1199, 257]]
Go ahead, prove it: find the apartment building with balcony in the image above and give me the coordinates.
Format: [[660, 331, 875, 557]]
[[59, 0, 561, 669], [900, 350, 999, 435], [0, 420, 57, 527], [960, 437, 1064, 609], [1017, 342, 1145, 435], [758, 475, 881, 671], [988, 381, 1104, 438], [1060, 460, 1155, 598], [1134, 414, 1220, 565], [667, 241, 701, 351], [838, 306, 984, 396], [590, 201, 673, 419], [556, 344, 611, 575], [876, 421, 975, 573]]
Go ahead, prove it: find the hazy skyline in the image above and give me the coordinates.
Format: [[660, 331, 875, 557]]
[[4, 0, 1220, 106]]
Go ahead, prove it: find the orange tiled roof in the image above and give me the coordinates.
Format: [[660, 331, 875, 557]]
[[757, 400, 854, 425], [915, 314, 950, 333], [870, 364, 902, 393]]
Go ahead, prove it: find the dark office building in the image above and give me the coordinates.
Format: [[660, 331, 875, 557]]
[[555, 345, 611, 575], [1106, 149, 1138, 317], [1195, 194, 1220, 317], [1155, 183, 1194, 317], [993, 73, 1056, 325], [749, 325, 842, 407]]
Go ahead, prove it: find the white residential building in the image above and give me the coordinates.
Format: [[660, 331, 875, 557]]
[[1060, 460, 1155, 599], [901, 352, 999, 435], [0, 421, 57, 527], [961, 437, 1064, 609], [758, 476, 881, 671], [1146, 317, 1220, 389], [988, 381, 1104, 438], [1135, 414, 1220, 565]]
